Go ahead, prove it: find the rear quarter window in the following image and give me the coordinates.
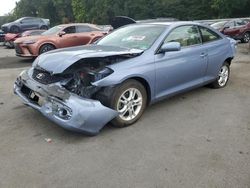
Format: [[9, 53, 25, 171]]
[[76, 26, 92, 33], [199, 27, 222, 43]]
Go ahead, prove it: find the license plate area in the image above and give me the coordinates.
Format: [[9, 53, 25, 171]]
[[20, 85, 45, 106], [29, 91, 45, 106]]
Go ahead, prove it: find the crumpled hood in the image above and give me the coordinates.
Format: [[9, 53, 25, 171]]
[[34, 45, 143, 74]]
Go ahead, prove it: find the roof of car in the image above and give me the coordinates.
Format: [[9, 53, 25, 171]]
[[138, 21, 204, 26], [57, 23, 100, 29], [21, 17, 41, 19]]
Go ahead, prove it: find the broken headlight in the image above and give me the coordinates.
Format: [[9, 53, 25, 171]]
[[63, 67, 113, 98], [88, 67, 114, 82]]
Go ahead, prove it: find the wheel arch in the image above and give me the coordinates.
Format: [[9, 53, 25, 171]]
[[38, 42, 57, 53], [89, 37, 102, 44], [244, 30, 250, 35], [224, 57, 233, 65], [123, 76, 152, 106]]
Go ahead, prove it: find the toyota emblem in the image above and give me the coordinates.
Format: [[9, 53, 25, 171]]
[[36, 73, 45, 80]]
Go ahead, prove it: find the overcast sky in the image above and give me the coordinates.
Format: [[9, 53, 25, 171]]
[[0, 0, 20, 16]]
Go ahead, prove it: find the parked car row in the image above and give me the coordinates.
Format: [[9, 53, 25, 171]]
[[211, 18, 250, 43], [4, 30, 46, 48], [1, 17, 49, 33], [14, 23, 105, 57], [1, 17, 107, 57]]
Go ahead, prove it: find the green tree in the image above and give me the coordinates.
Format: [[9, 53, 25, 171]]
[[1, 0, 250, 27], [72, 0, 86, 22]]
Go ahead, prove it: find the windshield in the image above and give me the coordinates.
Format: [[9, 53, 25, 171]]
[[42, 26, 63, 36], [97, 24, 166, 50], [211, 21, 227, 29]]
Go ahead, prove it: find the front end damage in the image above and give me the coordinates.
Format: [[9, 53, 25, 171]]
[[14, 49, 141, 135], [14, 68, 117, 135]]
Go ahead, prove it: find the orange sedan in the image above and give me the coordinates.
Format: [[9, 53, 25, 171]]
[[14, 23, 105, 57]]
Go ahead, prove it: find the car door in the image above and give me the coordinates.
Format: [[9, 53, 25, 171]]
[[74, 25, 94, 45], [223, 21, 237, 37], [198, 26, 228, 81], [20, 18, 36, 31], [58, 26, 79, 48], [154, 25, 208, 100], [234, 19, 248, 36], [31, 18, 40, 29]]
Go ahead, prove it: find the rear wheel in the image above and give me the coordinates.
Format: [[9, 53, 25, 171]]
[[243, 32, 250, 43], [39, 44, 56, 54], [210, 62, 230, 89], [109, 80, 147, 127]]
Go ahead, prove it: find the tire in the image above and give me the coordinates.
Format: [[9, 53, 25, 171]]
[[10, 26, 20, 34], [40, 25, 48, 30], [101, 79, 147, 128], [210, 62, 230, 89], [243, 32, 250, 43], [39, 44, 56, 55]]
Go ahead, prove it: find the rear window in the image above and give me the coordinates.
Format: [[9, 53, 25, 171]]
[[76, 26, 92, 33], [63, 26, 76, 34]]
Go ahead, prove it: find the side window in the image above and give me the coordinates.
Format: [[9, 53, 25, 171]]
[[164, 25, 202, 47], [235, 19, 247, 26], [63, 26, 76, 34], [199, 27, 222, 43], [29, 18, 38, 23], [224, 21, 235, 28], [76, 26, 92, 33], [21, 18, 31, 23]]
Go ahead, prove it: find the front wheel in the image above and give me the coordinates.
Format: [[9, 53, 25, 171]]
[[39, 44, 56, 55], [110, 80, 147, 128], [10, 26, 20, 33], [210, 62, 230, 89]]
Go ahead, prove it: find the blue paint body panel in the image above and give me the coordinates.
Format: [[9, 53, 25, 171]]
[[14, 22, 236, 134]]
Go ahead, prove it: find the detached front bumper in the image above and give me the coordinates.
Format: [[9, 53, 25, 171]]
[[14, 69, 118, 135]]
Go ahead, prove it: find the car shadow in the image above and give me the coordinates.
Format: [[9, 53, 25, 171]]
[[13, 84, 214, 143]]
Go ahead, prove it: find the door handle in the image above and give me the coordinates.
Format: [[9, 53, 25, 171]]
[[200, 53, 208, 58]]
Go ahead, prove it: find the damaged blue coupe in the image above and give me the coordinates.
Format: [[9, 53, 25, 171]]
[[14, 22, 236, 135]]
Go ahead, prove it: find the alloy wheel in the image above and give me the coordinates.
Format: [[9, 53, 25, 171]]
[[218, 65, 229, 87], [244, 33, 250, 43], [117, 88, 143, 121]]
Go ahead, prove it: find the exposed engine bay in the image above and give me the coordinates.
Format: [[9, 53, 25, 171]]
[[33, 55, 135, 99]]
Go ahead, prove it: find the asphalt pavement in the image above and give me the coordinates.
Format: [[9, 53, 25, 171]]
[[0, 43, 249, 188]]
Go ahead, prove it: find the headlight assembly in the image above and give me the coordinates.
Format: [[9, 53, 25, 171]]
[[22, 40, 37, 44]]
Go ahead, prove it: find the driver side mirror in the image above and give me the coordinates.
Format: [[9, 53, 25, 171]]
[[159, 42, 181, 53], [58, 31, 66, 37]]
